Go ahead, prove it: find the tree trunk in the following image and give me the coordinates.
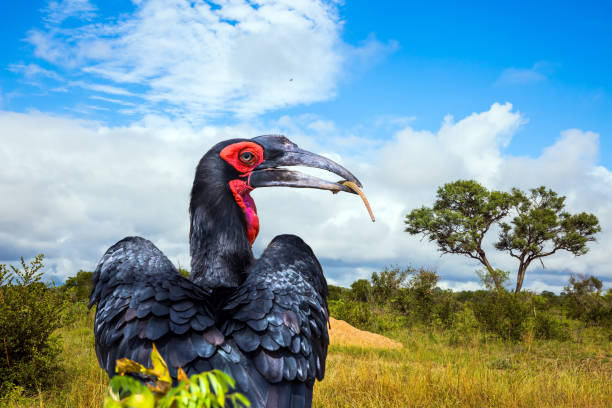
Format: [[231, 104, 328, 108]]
[[515, 264, 527, 294], [478, 251, 504, 290]]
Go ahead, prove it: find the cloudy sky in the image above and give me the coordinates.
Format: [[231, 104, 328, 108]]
[[1, 0, 611, 292]]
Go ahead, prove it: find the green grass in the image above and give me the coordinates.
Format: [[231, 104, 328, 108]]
[[2, 309, 610, 408]]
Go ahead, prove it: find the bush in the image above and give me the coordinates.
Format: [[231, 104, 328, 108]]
[[471, 289, 530, 341], [61, 269, 93, 302], [327, 284, 350, 301], [329, 299, 374, 330], [563, 275, 612, 326], [431, 289, 462, 328], [329, 299, 408, 333], [350, 279, 372, 303], [0, 255, 73, 393], [448, 306, 480, 346], [407, 268, 438, 322], [532, 311, 571, 341], [370, 266, 410, 305]]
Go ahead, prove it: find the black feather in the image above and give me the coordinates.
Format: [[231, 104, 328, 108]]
[[191, 332, 216, 358], [169, 321, 191, 335], [233, 328, 261, 352], [169, 309, 191, 324], [171, 300, 194, 312], [144, 316, 169, 341], [151, 302, 169, 317], [246, 318, 268, 331], [90, 138, 333, 408]]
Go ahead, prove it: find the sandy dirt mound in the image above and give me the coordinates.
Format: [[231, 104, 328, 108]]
[[328, 317, 403, 349]]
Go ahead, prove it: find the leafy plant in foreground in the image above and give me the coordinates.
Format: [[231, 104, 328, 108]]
[[105, 344, 250, 408]]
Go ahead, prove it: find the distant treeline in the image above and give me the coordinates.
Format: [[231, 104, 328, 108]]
[[328, 266, 612, 343]]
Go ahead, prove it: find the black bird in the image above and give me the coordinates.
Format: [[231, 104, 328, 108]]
[[89, 135, 363, 408]]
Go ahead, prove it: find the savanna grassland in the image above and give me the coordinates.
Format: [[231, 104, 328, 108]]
[[1, 306, 610, 408]]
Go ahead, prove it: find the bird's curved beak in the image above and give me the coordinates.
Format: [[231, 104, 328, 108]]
[[247, 135, 361, 194]]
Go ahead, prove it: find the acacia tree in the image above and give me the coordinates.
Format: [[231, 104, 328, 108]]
[[496, 186, 601, 293], [405, 180, 515, 290], [405, 180, 601, 293]]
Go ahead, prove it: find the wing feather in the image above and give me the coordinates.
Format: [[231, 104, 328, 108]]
[[91, 235, 327, 408], [90, 237, 221, 378], [223, 234, 329, 404]]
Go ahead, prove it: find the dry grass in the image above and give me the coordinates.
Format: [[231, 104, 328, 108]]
[[315, 337, 612, 408], [2, 310, 610, 408]]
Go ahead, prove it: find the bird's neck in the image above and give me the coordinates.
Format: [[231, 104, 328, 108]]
[[189, 175, 254, 289]]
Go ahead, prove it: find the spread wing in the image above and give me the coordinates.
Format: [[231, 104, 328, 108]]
[[90, 235, 329, 408], [222, 234, 330, 407], [90, 236, 227, 378]]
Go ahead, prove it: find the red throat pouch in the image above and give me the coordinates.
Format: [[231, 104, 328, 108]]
[[228, 179, 259, 245]]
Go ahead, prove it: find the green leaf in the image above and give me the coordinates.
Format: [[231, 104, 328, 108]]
[[231, 393, 252, 407], [106, 348, 250, 408], [122, 391, 155, 408]]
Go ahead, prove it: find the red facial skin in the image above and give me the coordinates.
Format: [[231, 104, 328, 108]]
[[220, 142, 264, 174], [220, 142, 265, 246]]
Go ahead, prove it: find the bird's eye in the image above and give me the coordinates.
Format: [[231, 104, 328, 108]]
[[239, 150, 256, 164]]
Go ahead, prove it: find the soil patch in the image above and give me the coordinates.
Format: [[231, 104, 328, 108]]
[[328, 317, 403, 349]]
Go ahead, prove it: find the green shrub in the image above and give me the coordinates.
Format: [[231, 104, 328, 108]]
[[448, 306, 480, 346], [0, 255, 73, 393], [329, 299, 374, 330], [532, 311, 571, 341], [350, 279, 372, 303], [407, 268, 438, 322], [327, 284, 350, 302], [61, 269, 94, 302], [471, 289, 530, 341], [431, 289, 462, 328], [370, 266, 410, 305], [563, 275, 612, 326], [393, 268, 446, 325]]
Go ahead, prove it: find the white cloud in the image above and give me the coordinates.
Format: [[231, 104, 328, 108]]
[[69, 80, 134, 96], [375, 102, 524, 189], [0, 103, 610, 292], [0, 110, 257, 277], [43, 0, 97, 24], [26, 0, 393, 119], [8, 63, 63, 81], [497, 62, 552, 85], [90, 95, 137, 106]]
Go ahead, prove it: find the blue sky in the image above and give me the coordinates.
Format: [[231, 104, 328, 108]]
[[1, 0, 611, 291], [2, 0, 611, 166]]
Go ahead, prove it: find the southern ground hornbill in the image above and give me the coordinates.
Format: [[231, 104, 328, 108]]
[[89, 135, 367, 407]]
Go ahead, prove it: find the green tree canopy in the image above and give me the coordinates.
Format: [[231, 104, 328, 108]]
[[496, 186, 601, 292], [405, 180, 515, 289], [405, 180, 601, 293]]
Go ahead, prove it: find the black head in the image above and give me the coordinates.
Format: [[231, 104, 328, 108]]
[[190, 134, 361, 245], [189, 135, 362, 288]]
